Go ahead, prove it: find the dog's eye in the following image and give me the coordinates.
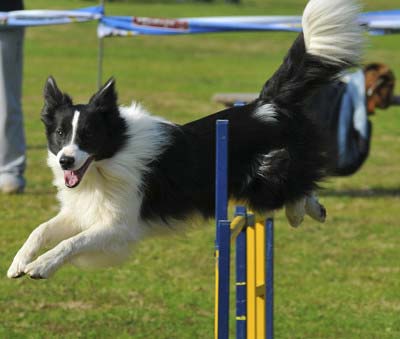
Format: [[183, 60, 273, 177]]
[[56, 128, 64, 136]]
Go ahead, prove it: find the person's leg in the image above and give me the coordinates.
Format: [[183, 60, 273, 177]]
[[0, 27, 26, 193]]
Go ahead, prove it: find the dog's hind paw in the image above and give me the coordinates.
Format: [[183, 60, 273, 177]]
[[305, 194, 327, 223], [285, 197, 306, 228], [286, 213, 304, 228]]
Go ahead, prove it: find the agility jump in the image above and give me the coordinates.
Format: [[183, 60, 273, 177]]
[[214, 120, 274, 339]]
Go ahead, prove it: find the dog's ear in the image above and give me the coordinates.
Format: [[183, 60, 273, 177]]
[[42, 76, 72, 122], [43, 76, 72, 110], [88, 77, 118, 113]]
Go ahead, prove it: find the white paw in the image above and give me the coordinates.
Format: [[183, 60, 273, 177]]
[[285, 197, 306, 228], [286, 213, 304, 228], [24, 255, 59, 279], [305, 195, 327, 223], [306, 203, 327, 223], [7, 254, 29, 278]]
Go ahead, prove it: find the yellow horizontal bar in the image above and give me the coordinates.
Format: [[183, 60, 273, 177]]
[[236, 282, 246, 286], [230, 215, 247, 243]]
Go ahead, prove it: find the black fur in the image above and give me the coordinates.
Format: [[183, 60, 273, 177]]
[[259, 34, 354, 107], [140, 32, 351, 222]]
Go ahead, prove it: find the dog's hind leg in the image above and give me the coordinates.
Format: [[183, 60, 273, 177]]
[[258, 148, 307, 228], [255, 150, 325, 227], [305, 192, 326, 223], [242, 148, 290, 213], [257, 148, 290, 179]]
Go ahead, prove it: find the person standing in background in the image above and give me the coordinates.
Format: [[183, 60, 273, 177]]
[[0, 0, 26, 193]]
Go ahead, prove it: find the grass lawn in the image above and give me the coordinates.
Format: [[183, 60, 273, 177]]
[[1, 0, 400, 338]]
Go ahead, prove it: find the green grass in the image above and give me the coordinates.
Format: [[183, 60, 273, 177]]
[[1, 0, 400, 338]]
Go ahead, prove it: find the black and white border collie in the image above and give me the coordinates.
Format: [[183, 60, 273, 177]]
[[8, 0, 362, 279]]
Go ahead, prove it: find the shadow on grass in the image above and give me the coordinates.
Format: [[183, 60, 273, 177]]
[[321, 187, 400, 198]]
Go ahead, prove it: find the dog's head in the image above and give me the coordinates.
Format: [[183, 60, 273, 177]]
[[41, 76, 127, 188]]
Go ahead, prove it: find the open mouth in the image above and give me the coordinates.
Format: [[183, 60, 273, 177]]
[[64, 157, 94, 188]]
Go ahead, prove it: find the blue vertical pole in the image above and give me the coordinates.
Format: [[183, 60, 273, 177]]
[[215, 120, 229, 339], [235, 206, 247, 339], [215, 120, 229, 223], [266, 218, 274, 339]]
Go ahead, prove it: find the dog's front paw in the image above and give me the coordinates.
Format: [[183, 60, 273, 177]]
[[24, 255, 59, 279], [7, 254, 29, 279]]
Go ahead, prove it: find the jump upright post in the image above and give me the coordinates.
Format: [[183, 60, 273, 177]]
[[214, 119, 274, 339]]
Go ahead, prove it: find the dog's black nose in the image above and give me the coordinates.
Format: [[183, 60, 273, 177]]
[[59, 155, 75, 170]]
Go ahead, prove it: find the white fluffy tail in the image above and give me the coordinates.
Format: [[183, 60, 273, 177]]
[[302, 0, 363, 65]]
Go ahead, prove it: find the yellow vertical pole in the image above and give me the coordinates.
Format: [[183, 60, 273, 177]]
[[255, 222, 266, 338], [246, 217, 256, 339]]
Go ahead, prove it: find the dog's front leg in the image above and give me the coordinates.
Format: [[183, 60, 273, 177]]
[[23, 226, 117, 279], [7, 213, 79, 278]]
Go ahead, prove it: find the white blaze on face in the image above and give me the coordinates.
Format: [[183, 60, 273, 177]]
[[70, 110, 80, 145], [57, 110, 91, 171]]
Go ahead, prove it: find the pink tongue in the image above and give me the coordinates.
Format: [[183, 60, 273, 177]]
[[64, 170, 79, 188]]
